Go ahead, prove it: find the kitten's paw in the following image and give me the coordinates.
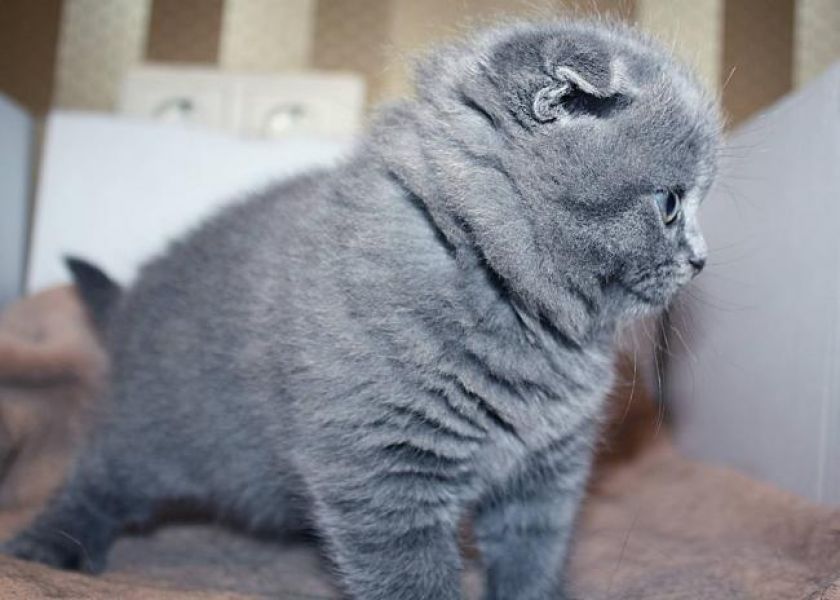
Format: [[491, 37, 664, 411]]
[[1, 530, 106, 574]]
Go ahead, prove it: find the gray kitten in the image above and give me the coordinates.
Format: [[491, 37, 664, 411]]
[[4, 20, 720, 600]]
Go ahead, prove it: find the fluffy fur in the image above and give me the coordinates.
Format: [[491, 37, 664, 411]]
[[4, 20, 720, 600]]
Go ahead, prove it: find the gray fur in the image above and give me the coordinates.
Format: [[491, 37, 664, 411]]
[[4, 20, 720, 600]]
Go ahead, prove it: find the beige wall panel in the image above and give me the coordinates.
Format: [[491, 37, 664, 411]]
[[220, 0, 316, 72], [53, 0, 151, 111], [146, 0, 224, 64], [0, 0, 62, 114], [722, 0, 794, 126], [312, 0, 393, 103], [636, 0, 723, 94], [794, 0, 840, 87]]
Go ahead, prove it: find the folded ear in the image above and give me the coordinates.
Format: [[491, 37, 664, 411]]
[[533, 64, 630, 123]]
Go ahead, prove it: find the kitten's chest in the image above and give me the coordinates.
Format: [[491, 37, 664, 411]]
[[472, 385, 608, 490], [468, 339, 615, 489]]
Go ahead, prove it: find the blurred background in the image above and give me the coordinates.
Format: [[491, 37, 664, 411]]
[[1, 0, 840, 517], [2, 0, 840, 120]]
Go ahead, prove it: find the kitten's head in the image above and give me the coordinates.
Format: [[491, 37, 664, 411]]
[[389, 20, 722, 341]]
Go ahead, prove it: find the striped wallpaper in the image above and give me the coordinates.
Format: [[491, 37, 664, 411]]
[[1, 0, 839, 126]]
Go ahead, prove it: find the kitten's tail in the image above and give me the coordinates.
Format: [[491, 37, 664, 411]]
[[64, 256, 121, 336]]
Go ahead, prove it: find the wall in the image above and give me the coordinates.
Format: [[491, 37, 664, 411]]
[[0, 95, 33, 308], [3, 0, 839, 126]]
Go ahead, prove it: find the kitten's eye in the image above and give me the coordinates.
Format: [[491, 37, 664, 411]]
[[654, 189, 682, 225]]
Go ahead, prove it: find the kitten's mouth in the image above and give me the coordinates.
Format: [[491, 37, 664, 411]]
[[619, 282, 665, 307]]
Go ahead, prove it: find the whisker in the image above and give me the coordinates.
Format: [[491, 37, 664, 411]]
[[607, 510, 640, 593]]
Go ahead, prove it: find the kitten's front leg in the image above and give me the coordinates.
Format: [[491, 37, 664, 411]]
[[309, 472, 464, 600], [473, 431, 594, 600], [314, 497, 463, 600]]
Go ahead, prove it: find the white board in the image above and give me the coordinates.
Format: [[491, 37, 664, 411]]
[[28, 111, 349, 292], [666, 64, 840, 504], [0, 94, 32, 308]]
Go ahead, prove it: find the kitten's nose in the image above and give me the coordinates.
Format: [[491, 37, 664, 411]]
[[689, 256, 706, 274]]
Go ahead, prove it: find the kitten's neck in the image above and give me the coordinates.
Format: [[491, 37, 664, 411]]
[[368, 103, 474, 254], [368, 102, 612, 346]]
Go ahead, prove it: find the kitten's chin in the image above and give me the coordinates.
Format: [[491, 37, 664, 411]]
[[618, 279, 694, 321], [610, 282, 675, 320], [618, 283, 666, 308]]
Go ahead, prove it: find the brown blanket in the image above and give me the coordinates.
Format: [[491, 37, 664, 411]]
[[0, 288, 838, 599]]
